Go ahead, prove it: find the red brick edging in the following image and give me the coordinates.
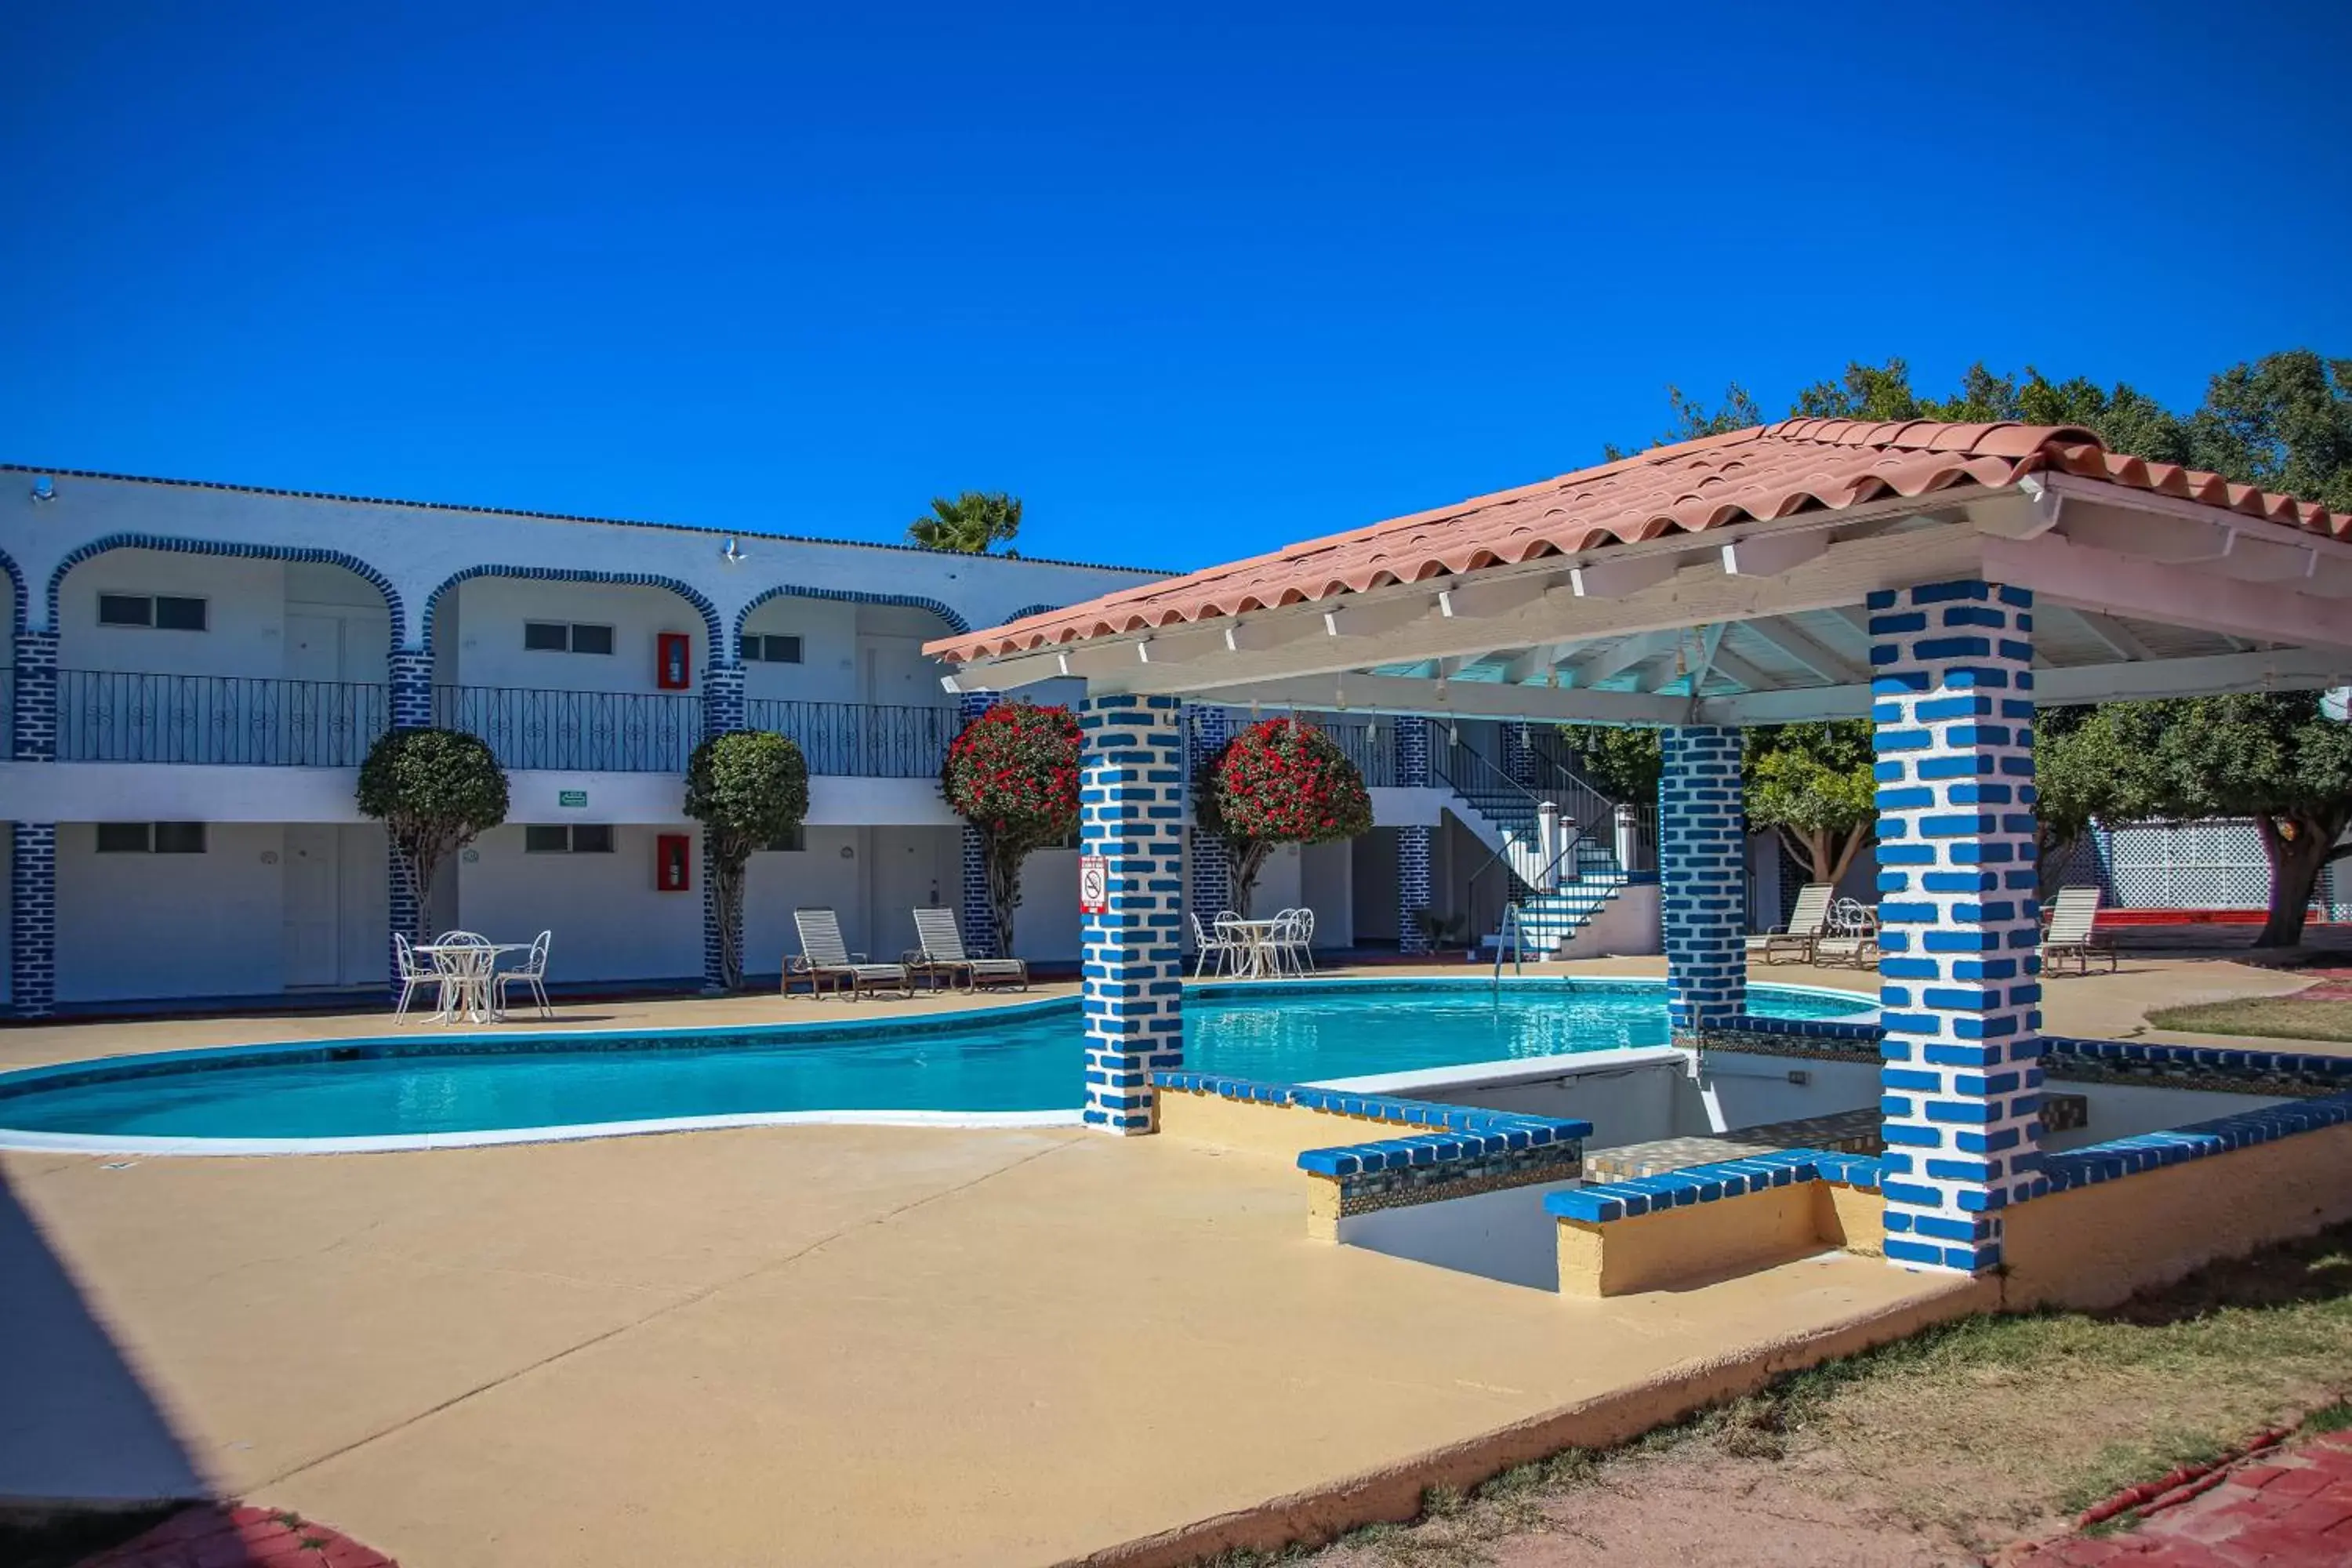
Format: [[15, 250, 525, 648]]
[[75, 1504, 395, 1568]]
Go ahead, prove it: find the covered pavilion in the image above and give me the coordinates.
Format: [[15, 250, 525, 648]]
[[927, 418, 2352, 1276]]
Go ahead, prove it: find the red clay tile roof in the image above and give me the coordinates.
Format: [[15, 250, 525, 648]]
[[928, 419, 2352, 662]]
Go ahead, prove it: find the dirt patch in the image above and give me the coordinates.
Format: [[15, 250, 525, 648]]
[[1228, 1225, 2352, 1567]]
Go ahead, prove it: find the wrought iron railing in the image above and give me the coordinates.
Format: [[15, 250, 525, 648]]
[[1185, 705, 1399, 788], [56, 669, 391, 767], [746, 698, 959, 779], [434, 684, 702, 773]]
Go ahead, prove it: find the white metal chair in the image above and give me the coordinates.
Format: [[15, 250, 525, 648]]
[[1192, 912, 1239, 977], [426, 931, 495, 1021], [1291, 907, 1317, 973], [1811, 899, 1879, 968], [392, 932, 440, 1022], [494, 930, 554, 1018], [1268, 909, 1311, 977]]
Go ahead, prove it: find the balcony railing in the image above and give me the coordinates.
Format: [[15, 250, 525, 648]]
[[44, 672, 967, 779], [1188, 706, 1399, 788], [746, 699, 960, 779], [56, 669, 390, 767], [433, 684, 703, 773]]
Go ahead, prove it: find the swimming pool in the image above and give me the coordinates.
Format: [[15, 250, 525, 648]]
[[0, 978, 1873, 1152]]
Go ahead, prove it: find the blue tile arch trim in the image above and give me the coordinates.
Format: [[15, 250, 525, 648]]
[[0, 544, 25, 636], [731, 583, 971, 643], [44, 533, 406, 644], [1007, 602, 1062, 622], [423, 565, 720, 652]]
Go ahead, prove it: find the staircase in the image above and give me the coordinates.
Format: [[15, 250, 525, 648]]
[[1435, 738, 1642, 959]]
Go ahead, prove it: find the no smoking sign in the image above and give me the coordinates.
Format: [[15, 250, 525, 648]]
[[1078, 853, 1109, 914]]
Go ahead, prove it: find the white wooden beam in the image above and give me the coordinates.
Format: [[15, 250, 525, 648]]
[[1570, 554, 1682, 598], [1707, 645, 2350, 725], [2066, 608, 2156, 662], [1984, 533, 2352, 654], [1721, 531, 1830, 579], [1566, 630, 1675, 688], [1192, 673, 1692, 727], [1736, 617, 1865, 684]]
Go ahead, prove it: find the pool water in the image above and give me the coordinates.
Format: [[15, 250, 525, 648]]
[[0, 981, 1872, 1143]]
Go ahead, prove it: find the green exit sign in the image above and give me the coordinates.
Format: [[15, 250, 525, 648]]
[[558, 790, 588, 808]]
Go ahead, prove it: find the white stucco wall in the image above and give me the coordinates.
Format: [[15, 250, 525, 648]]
[[55, 822, 290, 1001], [444, 577, 709, 693], [455, 824, 706, 985]]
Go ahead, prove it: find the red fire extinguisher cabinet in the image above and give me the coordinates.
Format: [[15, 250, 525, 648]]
[[655, 833, 692, 892], [656, 632, 692, 691]]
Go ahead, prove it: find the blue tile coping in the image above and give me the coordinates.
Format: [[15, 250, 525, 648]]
[[1707, 1014, 2352, 1096], [1546, 1149, 1886, 1225], [2027, 1090, 2352, 1198], [1149, 1069, 1592, 1178]]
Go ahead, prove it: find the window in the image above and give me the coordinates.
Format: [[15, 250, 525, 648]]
[[523, 622, 615, 655], [525, 824, 615, 853], [742, 633, 804, 664], [98, 593, 208, 631], [96, 822, 207, 854], [760, 825, 806, 852]]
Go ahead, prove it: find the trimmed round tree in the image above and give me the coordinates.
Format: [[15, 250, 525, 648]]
[[357, 727, 510, 943], [941, 702, 1081, 956], [1196, 717, 1374, 915], [686, 730, 811, 991]]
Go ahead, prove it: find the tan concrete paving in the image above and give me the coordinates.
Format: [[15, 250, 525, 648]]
[[4, 1121, 1973, 1567]]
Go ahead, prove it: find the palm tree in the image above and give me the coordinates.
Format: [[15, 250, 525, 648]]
[[908, 491, 1022, 555]]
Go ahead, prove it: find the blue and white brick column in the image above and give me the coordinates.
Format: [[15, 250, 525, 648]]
[[1870, 580, 2043, 1275], [12, 631, 60, 1016], [1396, 717, 1434, 953], [699, 661, 749, 989], [1185, 704, 1232, 929], [1078, 692, 1186, 1133], [956, 690, 1001, 956], [1659, 726, 1746, 1043], [384, 647, 434, 998]]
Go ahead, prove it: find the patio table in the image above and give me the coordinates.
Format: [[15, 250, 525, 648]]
[[1221, 918, 1290, 980], [413, 943, 527, 1024]]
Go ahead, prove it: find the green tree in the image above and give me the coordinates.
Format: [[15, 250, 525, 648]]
[[2185, 351, 2352, 514], [1558, 725, 1661, 801], [357, 728, 510, 943], [2031, 706, 2161, 900], [1196, 718, 1374, 914], [940, 702, 1080, 953], [685, 730, 811, 990], [908, 491, 1023, 554], [2130, 693, 2352, 948], [1744, 722, 1877, 887]]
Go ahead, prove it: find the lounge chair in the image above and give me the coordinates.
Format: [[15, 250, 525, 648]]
[[909, 907, 1029, 993], [1809, 898, 1878, 968], [2039, 885, 2118, 975], [1747, 884, 1832, 964], [789, 908, 914, 1000]]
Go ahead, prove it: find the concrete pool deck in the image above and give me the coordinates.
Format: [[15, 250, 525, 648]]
[[6, 1115, 1985, 1567], [0, 953, 2336, 1566]]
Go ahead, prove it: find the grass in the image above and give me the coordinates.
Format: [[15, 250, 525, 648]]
[[2144, 995, 2352, 1043], [1223, 1222, 2352, 1566]]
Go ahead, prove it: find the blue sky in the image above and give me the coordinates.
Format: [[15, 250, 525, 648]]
[[4, 2, 2347, 571]]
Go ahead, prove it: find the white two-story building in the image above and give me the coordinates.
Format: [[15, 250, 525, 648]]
[[0, 466, 1203, 1014]]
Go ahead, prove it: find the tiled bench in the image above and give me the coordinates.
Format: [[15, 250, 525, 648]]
[[1544, 1149, 1886, 1296], [1152, 1070, 1591, 1240], [1583, 1094, 2088, 1184]]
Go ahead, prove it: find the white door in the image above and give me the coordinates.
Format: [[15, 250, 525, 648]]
[[860, 637, 928, 705], [285, 615, 345, 681], [284, 825, 343, 988]]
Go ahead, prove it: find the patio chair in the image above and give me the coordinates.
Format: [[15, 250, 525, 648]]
[[1191, 912, 1240, 978], [392, 932, 440, 1022], [2040, 885, 2118, 975], [909, 908, 1028, 993], [494, 930, 554, 1019], [1810, 899, 1878, 968], [1269, 908, 1313, 976], [789, 908, 914, 1000], [1746, 884, 1833, 964]]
